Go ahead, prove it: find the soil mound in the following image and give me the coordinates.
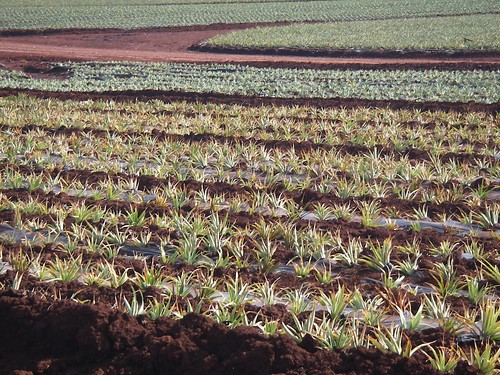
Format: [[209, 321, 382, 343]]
[[0, 290, 478, 375]]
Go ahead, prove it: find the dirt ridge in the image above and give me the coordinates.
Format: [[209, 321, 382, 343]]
[[191, 43, 500, 59], [0, 290, 480, 375]]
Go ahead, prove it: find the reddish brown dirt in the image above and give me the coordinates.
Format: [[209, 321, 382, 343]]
[[0, 24, 498, 72], [0, 289, 482, 375]]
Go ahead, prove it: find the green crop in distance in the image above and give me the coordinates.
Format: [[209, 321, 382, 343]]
[[0, 0, 498, 30], [0, 62, 498, 103], [205, 14, 500, 51]]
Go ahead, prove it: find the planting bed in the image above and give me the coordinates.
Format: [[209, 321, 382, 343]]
[[196, 15, 500, 58], [0, 3, 499, 375], [0, 95, 498, 375]]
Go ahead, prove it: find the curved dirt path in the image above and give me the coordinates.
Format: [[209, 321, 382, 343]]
[[0, 26, 499, 70]]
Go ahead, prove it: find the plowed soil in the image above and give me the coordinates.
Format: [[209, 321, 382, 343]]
[[0, 289, 480, 375]]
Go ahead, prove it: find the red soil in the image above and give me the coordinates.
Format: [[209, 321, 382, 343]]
[[1, 289, 481, 375]]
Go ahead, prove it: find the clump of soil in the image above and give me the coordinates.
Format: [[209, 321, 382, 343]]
[[0, 290, 479, 375]]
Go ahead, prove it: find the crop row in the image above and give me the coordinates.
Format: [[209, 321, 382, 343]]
[[2, 94, 498, 139], [1, 96, 497, 169], [0, 97, 497, 249], [1, 200, 499, 372], [1, 134, 498, 224], [205, 14, 500, 51], [1, 159, 499, 241], [0, 181, 499, 321], [1, 171, 498, 297], [2, 63, 499, 103], [1, 0, 498, 30], [1, 97, 497, 212], [2, 95, 498, 149], [3, 0, 314, 6], [0, 96, 498, 372], [1, 132, 499, 228], [2, 240, 499, 372], [1, 175, 498, 255]]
